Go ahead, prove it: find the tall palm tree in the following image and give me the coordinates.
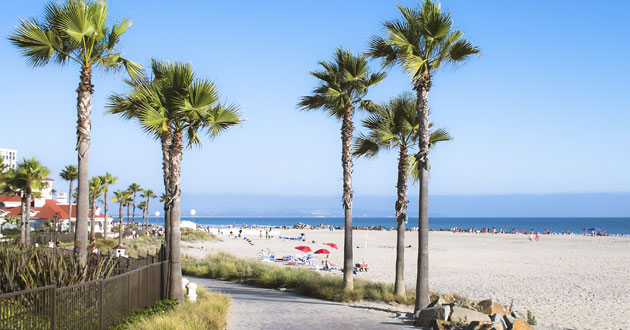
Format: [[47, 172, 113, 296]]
[[108, 59, 243, 301], [141, 189, 156, 226], [88, 176, 105, 242], [298, 48, 385, 290], [128, 183, 142, 224], [368, 0, 479, 310], [60, 165, 78, 233], [112, 189, 131, 246], [354, 92, 451, 297], [99, 172, 118, 239], [9, 0, 141, 266], [11, 158, 51, 245]]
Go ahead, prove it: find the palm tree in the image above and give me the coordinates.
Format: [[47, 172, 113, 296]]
[[11, 158, 51, 245], [99, 172, 118, 239], [141, 189, 157, 226], [112, 189, 131, 246], [137, 201, 147, 226], [368, 0, 479, 310], [9, 0, 141, 266], [88, 176, 105, 242], [108, 59, 243, 301], [128, 183, 142, 225], [298, 48, 385, 290], [354, 92, 451, 297], [60, 165, 78, 233]]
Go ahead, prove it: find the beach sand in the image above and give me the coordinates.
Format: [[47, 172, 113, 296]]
[[184, 229, 630, 330]]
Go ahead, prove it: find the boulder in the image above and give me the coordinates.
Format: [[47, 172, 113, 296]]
[[431, 319, 452, 330], [415, 305, 452, 328], [503, 314, 515, 328], [478, 299, 508, 316], [449, 307, 491, 324], [511, 319, 534, 330], [491, 313, 507, 330], [464, 321, 503, 330], [428, 294, 457, 308]]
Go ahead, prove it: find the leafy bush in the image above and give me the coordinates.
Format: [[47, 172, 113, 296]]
[[182, 252, 416, 305], [527, 309, 537, 325], [0, 245, 116, 293]]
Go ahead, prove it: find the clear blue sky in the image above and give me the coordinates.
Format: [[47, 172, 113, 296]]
[[1, 1, 629, 204]]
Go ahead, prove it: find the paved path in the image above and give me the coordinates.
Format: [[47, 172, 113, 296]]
[[190, 277, 416, 330]]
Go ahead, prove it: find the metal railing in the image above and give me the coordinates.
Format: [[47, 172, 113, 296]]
[[0, 258, 168, 330]]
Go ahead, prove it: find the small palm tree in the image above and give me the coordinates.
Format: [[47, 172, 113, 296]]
[[112, 189, 131, 246], [137, 201, 147, 226], [128, 183, 142, 225], [88, 176, 105, 242], [99, 172, 118, 239], [141, 189, 157, 227], [60, 165, 78, 233], [9, 158, 51, 245], [108, 60, 243, 301], [368, 0, 479, 310], [298, 48, 385, 290], [9, 0, 141, 266], [354, 92, 451, 297]]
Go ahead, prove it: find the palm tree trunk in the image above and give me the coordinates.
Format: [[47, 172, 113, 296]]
[[74, 66, 93, 267], [161, 134, 171, 247], [68, 180, 74, 233], [118, 203, 124, 246], [394, 145, 409, 297], [132, 193, 137, 225], [414, 77, 432, 312], [24, 192, 32, 246], [90, 197, 96, 242], [103, 189, 109, 240], [168, 131, 184, 302], [341, 105, 354, 290], [146, 197, 151, 227], [20, 195, 27, 245]]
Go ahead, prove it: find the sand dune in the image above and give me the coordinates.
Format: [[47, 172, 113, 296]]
[[185, 229, 630, 330]]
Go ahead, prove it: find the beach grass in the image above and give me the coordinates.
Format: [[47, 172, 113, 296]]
[[182, 252, 430, 305], [112, 287, 230, 330]]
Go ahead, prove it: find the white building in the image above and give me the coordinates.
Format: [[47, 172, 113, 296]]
[[0, 148, 17, 171]]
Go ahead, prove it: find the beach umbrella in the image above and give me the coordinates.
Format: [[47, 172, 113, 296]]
[[566, 229, 571, 233], [587, 227, 602, 232], [314, 248, 330, 254], [324, 243, 338, 249], [544, 229, 550, 233], [521, 228, 526, 232], [295, 246, 311, 253], [512, 228, 518, 232]]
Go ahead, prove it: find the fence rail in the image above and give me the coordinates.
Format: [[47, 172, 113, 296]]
[[0, 258, 168, 330]]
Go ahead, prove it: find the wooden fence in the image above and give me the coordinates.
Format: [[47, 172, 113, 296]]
[[0, 257, 168, 329]]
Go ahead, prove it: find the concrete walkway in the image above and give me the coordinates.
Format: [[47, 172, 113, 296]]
[[191, 277, 416, 330]]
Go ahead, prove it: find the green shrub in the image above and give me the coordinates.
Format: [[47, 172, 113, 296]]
[[109, 299, 178, 330], [182, 252, 415, 305]]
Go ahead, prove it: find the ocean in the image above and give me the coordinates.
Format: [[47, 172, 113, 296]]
[[136, 216, 630, 235]]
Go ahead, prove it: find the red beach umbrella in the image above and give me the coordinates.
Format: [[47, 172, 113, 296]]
[[566, 229, 571, 233], [324, 243, 338, 249], [521, 228, 526, 232], [314, 248, 331, 254], [295, 246, 311, 253]]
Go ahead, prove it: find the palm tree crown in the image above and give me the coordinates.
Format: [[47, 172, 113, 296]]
[[368, 0, 479, 84]]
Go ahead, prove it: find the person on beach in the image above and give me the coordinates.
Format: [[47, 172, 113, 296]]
[[260, 230, 263, 239], [265, 229, 269, 239], [535, 232, 540, 241]]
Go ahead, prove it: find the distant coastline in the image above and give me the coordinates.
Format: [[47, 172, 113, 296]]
[[139, 216, 630, 235]]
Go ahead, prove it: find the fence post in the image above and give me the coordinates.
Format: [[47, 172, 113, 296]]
[[50, 285, 56, 330], [128, 273, 132, 314], [99, 280, 104, 330]]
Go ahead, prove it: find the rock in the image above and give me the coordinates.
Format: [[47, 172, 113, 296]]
[[511, 319, 534, 330], [491, 313, 507, 330], [415, 305, 452, 328], [512, 311, 525, 319], [478, 300, 508, 316], [431, 319, 452, 330], [503, 314, 516, 328], [428, 294, 457, 308], [449, 307, 491, 324], [464, 321, 503, 330]]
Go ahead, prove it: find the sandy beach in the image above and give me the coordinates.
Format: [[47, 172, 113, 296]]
[[184, 229, 630, 330]]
